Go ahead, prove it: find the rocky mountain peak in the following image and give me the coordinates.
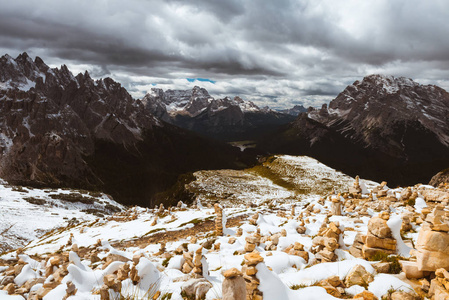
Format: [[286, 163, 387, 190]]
[[262, 75, 449, 187]]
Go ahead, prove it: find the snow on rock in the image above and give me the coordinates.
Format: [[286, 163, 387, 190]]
[[368, 274, 414, 298], [387, 215, 412, 257]]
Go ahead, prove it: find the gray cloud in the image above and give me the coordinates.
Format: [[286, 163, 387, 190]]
[[1, 0, 449, 109]]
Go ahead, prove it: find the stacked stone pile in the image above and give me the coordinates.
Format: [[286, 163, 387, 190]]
[[349, 212, 397, 260], [214, 203, 224, 236], [242, 252, 264, 300], [222, 268, 246, 300], [311, 221, 342, 263], [415, 206, 449, 272]]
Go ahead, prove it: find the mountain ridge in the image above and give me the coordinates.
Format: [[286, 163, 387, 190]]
[[259, 74, 449, 186], [141, 86, 296, 141], [0, 52, 255, 206]]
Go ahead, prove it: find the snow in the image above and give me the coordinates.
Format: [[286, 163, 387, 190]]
[[0, 182, 124, 251], [368, 274, 413, 298], [387, 215, 412, 257], [0, 154, 433, 300]]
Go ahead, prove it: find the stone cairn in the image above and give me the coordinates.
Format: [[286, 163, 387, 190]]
[[311, 221, 342, 263], [415, 205, 449, 272], [242, 252, 264, 300], [350, 212, 396, 260], [245, 231, 260, 253], [192, 247, 206, 277], [249, 213, 259, 226], [330, 193, 342, 216], [182, 251, 195, 274], [214, 203, 224, 236], [348, 175, 362, 198], [373, 181, 388, 198], [285, 242, 309, 263], [222, 268, 246, 300], [182, 247, 207, 278]]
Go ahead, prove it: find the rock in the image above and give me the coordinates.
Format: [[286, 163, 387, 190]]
[[323, 285, 341, 297], [429, 278, 449, 300], [4, 283, 15, 295], [390, 291, 419, 300], [345, 264, 374, 287], [364, 235, 396, 251], [181, 278, 212, 300], [326, 275, 344, 287], [244, 252, 264, 266], [435, 268, 449, 279], [421, 189, 449, 202], [100, 285, 110, 300], [223, 268, 242, 279], [401, 261, 428, 279], [368, 217, 392, 238], [416, 228, 449, 271], [0, 276, 14, 286], [36, 287, 52, 299], [362, 245, 395, 259], [372, 262, 390, 274], [353, 290, 378, 300], [222, 271, 246, 300]]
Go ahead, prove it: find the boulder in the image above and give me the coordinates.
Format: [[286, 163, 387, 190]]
[[345, 264, 374, 287], [222, 269, 246, 300], [181, 278, 212, 300], [368, 217, 392, 238], [364, 235, 396, 251]]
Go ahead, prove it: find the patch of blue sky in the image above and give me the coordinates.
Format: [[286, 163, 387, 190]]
[[186, 78, 216, 84]]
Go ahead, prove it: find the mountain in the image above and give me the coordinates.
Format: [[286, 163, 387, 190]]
[[0, 53, 255, 206], [279, 104, 307, 116], [141, 87, 296, 141], [259, 74, 449, 186]]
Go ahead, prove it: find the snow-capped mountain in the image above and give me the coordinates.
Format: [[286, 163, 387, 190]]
[[259, 74, 449, 186], [0, 53, 254, 206], [279, 104, 308, 116], [141, 87, 295, 141]]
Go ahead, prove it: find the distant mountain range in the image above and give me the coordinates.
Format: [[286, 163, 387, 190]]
[[141, 86, 296, 141], [0, 53, 255, 206], [258, 74, 449, 186], [1, 53, 448, 205]]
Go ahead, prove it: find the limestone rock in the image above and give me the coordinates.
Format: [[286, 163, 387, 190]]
[[181, 278, 212, 300], [368, 217, 392, 238], [345, 264, 374, 287], [222, 270, 246, 300]]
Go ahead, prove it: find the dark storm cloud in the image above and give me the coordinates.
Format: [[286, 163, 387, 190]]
[[1, 0, 449, 108]]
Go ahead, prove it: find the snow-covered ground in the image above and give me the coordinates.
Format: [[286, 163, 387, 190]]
[[0, 155, 444, 300], [0, 181, 124, 252]]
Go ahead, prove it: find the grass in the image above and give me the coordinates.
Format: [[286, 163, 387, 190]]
[[23, 197, 47, 205], [289, 281, 319, 290], [143, 228, 164, 236], [368, 253, 402, 274], [162, 257, 171, 267], [49, 193, 95, 204]]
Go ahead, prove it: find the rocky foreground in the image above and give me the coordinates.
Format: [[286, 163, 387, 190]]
[[0, 156, 449, 299]]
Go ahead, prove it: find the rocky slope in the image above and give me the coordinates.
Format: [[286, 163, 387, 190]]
[[141, 87, 296, 141], [0, 179, 124, 253], [260, 75, 449, 187], [0, 53, 254, 206], [1, 155, 449, 300]]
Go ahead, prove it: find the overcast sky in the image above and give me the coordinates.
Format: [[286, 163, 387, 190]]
[[1, 0, 449, 109]]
